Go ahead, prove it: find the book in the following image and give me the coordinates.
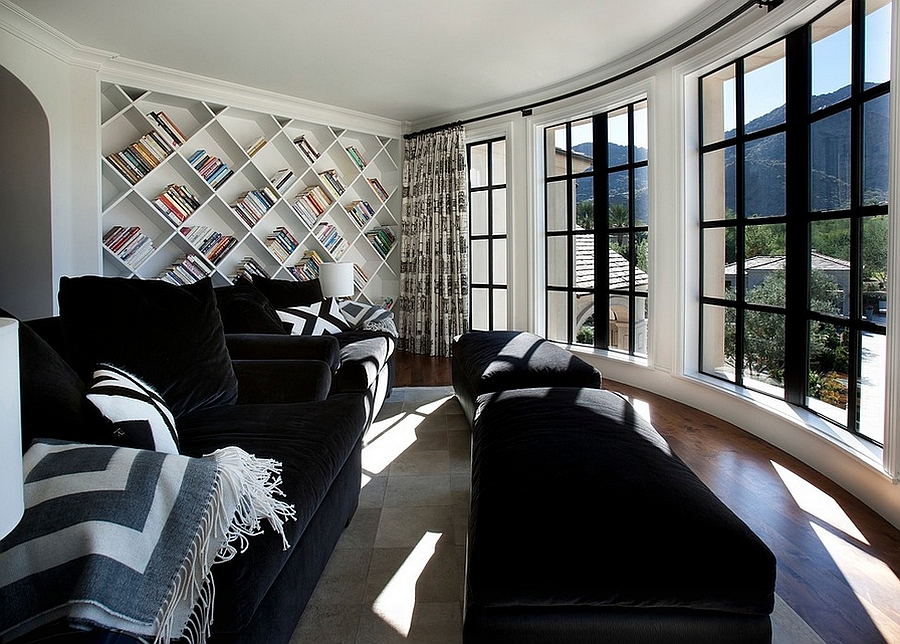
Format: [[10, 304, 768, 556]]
[[345, 146, 367, 171], [292, 135, 320, 164], [246, 136, 267, 157]]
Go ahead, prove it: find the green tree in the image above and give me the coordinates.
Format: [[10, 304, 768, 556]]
[[576, 199, 594, 230]]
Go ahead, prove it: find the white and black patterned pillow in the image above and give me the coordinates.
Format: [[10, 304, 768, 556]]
[[338, 300, 397, 335], [86, 364, 179, 453], [277, 298, 351, 335]]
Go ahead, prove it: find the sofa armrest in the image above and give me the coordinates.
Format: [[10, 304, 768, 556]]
[[225, 333, 341, 372], [232, 359, 332, 404]]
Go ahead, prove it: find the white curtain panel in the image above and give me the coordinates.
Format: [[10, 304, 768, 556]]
[[398, 125, 469, 356]]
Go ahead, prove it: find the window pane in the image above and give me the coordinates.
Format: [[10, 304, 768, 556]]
[[608, 294, 630, 352], [608, 170, 630, 223], [492, 289, 508, 331], [745, 223, 786, 307], [471, 239, 489, 283], [744, 41, 786, 134], [862, 215, 888, 322], [546, 124, 567, 177], [863, 94, 890, 206], [702, 303, 736, 382], [491, 139, 507, 185], [865, 0, 892, 86], [635, 230, 649, 291], [469, 143, 488, 188], [575, 293, 594, 346], [492, 239, 507, 285], [634, 295, 649, 357], [812, 1, 852, 111], [702, 65, 737, 144], [810, 219, 851, 317], [810, 110, 851, 212], [634, 166, 648, 226], [575, 175, 594, 230], [743, 309, 785, 397], [547, 180, 568, 232], [807, 320, 849, 426], [858, 329, 886, 442], [609, 235, 630, 290], [633, 101, 648, 163], [703, 227, 734, 299], [574, 233, 594, 290], [492, 188, 507, 235], [471, 288, 489, 330], [572, 118, 593, 170], [745, 132, 786, 217], [470, 191, 488, 235], [547, 290, 568, 342], [608, 106, 629, 167], [702, 147, 736, 221], [547, 236, 568, 287]]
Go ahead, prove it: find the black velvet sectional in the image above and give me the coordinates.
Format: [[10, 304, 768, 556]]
[[452, 331, 777, 644], [3, 275, 394, 644]]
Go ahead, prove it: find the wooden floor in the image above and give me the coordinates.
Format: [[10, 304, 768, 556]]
[[394, 350, 900, 644]]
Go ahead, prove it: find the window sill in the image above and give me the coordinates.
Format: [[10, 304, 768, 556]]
[[563, 343, 651, 369]]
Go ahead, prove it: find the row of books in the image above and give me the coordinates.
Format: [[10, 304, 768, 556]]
[[270, 168, 296, 193], [381, 296, 394, 310], [106, 130, 176, 185], [157, 254, 209, 285], [103, 225, 155, 270], [265, 226, 299, 263], [148, 111, 188, 148], [288, 250, 323, 282], [313, 222, 350, 259], [188, 149, 234, 189], [246, 136, 267, 157], [180, 225, 237, 266], [289, 185, 333, 228], [368, 177, 390, 202], [152, 183, 200, 226], [231, 186, 278, 228], [345, 200, 376, 229], [353, 263, 369, 291], [345, 146, 368, 172], [318, 169, 346, 201], [234, 256, 270, 280], [366, 226, 396, 259], [293, 136, 320, 165]]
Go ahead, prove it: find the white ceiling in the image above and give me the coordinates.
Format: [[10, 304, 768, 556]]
[[11, 0, 734, 125]]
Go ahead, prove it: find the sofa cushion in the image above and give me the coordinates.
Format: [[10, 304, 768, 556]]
[[277, 298, 350, 336], [86, 364, 179, 453], [175, 392, 367, 633], [331, 332, 395, 394], [57, 276, 238, 418], [338, 300, 397, 337], [251, 275, 322, 308], [215, 278, 287, 335]]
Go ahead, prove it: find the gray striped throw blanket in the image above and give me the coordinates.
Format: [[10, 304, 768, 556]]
[[0, 440, 296, 644]]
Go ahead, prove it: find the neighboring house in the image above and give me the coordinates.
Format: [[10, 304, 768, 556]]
[[724, 251, 851, 316]]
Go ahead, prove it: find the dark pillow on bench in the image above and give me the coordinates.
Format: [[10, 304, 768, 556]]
[[250, 275, 323, 308], [215, 277, 287, 334]]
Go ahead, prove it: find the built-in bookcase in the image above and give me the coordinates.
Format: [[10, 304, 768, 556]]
[[99, 82, 401, 306]]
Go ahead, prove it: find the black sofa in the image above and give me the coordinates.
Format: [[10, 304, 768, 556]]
[[2, 275, 372, 644], [452, 331, 777, 644]]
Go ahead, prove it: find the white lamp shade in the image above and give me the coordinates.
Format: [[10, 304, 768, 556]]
[[0, 318, 24, 539], [319, 262, 355, 298]]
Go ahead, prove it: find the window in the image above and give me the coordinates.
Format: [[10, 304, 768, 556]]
[[544, 101, 649, 356], [699, 0, 890, 445], [468, 138, 508, 330]]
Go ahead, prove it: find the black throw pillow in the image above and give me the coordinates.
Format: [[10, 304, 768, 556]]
[[57, 276, 238, 418], [251, 275, 323, 308], [216, 277, 287, 334]]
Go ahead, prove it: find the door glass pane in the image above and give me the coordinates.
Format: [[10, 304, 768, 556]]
[[703, 227, 734, 299], [810, 110, 851, 212], [633, 101, 648, 163], [609, 235, 630, 290], [547, 180, 568, 232], [745, 223, 786, 307], [608, 106, 629, 167], [571, 118, 593, 170], [491, 139, 507, 185], [634, 230, 649, 291], [574, 294, 594, 346], [470, 191, 488, 235], [492, 188, 507, 235], [863, 94, 890, 206], [702, 304, 736, 382], [810, 219, 851, 317], [702, 147, 736, 221], [807, 320, 849, 427], [745, 133, 786, 217], [492, 239, 507, 286], [469, 143, 488, 188], [546, 290, 568, 342], [574, 175, 594, 230], [634, 166, 648, 226], [812, 1, 852, 111], [492, 289, 508, 330], [865, 0, 892, 86], [858, 329, 886, 443], [574, 234, 594, 290], [744, 41, 786, 134], [608, 170, 630, 224], [634, 295, 649, 357], [862, 215, 888, 323], [546, 124, 567, 177], [608, 294, 629, 352], [471, 239, 488, 283], [743, 310, 785, 398], [702, 65, 737, 144], [471, 288, 489, 330], [547, 236, 568, 287]]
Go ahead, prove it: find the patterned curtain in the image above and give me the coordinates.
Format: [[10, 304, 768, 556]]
[[397, 125, 469, 356]]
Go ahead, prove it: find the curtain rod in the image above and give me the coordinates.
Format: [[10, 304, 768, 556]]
[[404, 0, 783, 140]]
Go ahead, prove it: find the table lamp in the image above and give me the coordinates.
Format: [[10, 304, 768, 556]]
[[319, 262, 355, 299], [0, 318, 24, 539]]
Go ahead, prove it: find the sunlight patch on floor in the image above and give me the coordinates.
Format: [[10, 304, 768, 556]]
[[414, 395, 453, 415], [372, 531, 443, 637], [362, 413, 424, 475]]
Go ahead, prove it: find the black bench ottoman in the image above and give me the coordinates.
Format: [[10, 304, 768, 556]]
[[451, 330, 602, 425], [464, 387, 777, 644]]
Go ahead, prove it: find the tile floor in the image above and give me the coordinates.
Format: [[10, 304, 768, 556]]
[[290, 386, 469, 644]]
